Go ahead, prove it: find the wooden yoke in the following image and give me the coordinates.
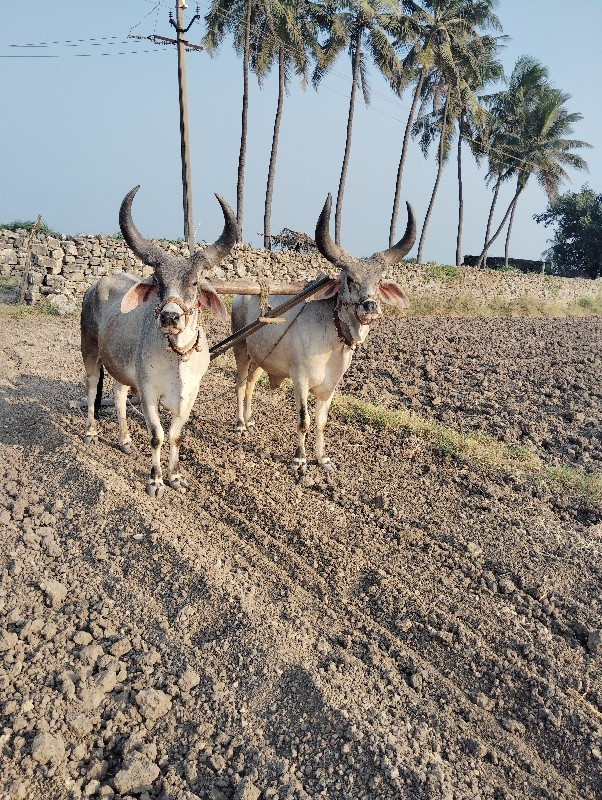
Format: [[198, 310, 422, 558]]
[[207, 279, 308, 296], [208, 274, 332, 361]]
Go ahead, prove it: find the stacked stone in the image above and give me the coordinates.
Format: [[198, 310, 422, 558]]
[[0, 229, 331, 307], [1, 228, 601, 308]]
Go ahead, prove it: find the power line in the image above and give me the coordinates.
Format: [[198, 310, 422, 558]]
[[0, 49, 165, 59]]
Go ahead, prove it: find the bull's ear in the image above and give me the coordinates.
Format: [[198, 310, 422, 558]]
[[198, 283, 228, 322], [120, 277, 156, 313], [377, 280, 409, 309], [307, 279, 341, 302]]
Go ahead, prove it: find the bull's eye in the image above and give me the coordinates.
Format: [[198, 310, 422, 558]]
[[191, 280, 198, 288]]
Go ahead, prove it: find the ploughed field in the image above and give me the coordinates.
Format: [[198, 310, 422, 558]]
[[0, 307, 601, 800]]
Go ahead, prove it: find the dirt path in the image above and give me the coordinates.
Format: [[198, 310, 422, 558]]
[[0, 308, 601, 800]]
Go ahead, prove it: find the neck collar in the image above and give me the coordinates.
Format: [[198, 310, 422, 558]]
[[334, 296, 358, 350], [164, 327, 202, 362]]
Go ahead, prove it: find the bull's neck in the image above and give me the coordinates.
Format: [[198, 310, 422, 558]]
[[163, 310, 202, 359]]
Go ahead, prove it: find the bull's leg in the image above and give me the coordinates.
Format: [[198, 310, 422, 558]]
[[83, 360, 101, 445], [292, 379, 310, 475], [166, 393, 197, 491], [314, 390, 335, 471], [141, 399, 165, 499], [114, 381, 132, 454], [243, 366, 263, 429], [233, 343, 251, 433]]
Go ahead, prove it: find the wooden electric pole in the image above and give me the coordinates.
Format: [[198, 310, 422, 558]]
[[129, 4, 201, 253], [170, 2, 200, 256]]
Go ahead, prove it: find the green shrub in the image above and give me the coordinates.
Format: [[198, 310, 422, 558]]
[[423, 263, 460, 280], [0, 219, 63, 238]]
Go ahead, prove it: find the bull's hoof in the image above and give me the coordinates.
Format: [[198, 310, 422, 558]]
[[293, 457, 307, 477], [245, 417, 256, 429], [234, 420, 247, 435], [84, 433, 99, 446], [167, 474, 188, 491], [318, 458, 335, 472], [146, 479, 165, 499], [120, 442, 133, 455]]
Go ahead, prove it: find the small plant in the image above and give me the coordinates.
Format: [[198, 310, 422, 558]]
[[543, 273, 560, 298]]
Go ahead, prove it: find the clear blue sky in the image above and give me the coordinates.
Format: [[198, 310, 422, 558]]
[[1, 1, 599, 264]]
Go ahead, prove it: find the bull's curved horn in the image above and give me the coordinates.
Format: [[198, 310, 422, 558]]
[[119, 185, 171, 270], [378, 202, 416, 265], [193, 194, 239, 269], [315, 194, 346, 267]]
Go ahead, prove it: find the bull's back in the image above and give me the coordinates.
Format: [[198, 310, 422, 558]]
[[232, 293, 338, 381]]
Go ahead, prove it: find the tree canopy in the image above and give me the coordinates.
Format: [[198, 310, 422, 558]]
[[534, 186, 602, 279]]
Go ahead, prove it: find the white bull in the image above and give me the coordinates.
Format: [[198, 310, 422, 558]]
[[80, 185, 238, 497], [232, 194, 416, 474]]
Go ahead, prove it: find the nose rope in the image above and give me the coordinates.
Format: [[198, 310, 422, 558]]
[[154, 295, 196, 322]]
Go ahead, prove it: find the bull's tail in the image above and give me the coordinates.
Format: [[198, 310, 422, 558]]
[[93, 365, 104, 420]]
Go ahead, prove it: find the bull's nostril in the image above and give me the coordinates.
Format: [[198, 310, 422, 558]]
[[160, 311, 181, 327]]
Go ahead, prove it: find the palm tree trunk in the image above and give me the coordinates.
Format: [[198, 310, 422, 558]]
[[504, 188, 519, 268], [455, 110, 465, 267], [417, 96, 449, 264], [477, 185, 524, 267], [264, 47, 285, 250], [480, 176, 501, 269], [335, 24, 362, 246], [236, 0, 252, 237], [389, 68, 425, 247]]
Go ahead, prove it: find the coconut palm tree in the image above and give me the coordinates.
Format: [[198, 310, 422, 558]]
[[251, 2, 321, 249], [476, 66, 590, 268], [412, 29, 502, 264], [313, 0, 403, 245], [477, 56, 550, 267], [205, 0, 301, 239], [452, 33, 503, 265], [204, 0, 257, 237], [388, 0, 502, 249]]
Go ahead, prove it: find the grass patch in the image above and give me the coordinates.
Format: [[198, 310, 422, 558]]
[[4, 299, 57, 318], [569, 296, 602, 314], [331, 395, 602, 502], [388, 292, 602, 318]]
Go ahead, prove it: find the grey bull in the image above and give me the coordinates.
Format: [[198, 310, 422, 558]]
[[232, 194, 416, 474], [80, 185, 238, 497]]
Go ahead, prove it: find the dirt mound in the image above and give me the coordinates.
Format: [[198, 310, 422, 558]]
[[0, 308, 601, 800]]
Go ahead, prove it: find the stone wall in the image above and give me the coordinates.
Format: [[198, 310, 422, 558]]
[[2, 227, 601, 310]]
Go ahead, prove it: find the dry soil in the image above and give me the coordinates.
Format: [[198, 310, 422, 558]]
[[0, 307, 601, 800]]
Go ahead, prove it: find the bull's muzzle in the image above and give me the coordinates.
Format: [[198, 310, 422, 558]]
[[159, 309, 184, 332], [155, 296, 194, 334], [356, 299, 381, 325]]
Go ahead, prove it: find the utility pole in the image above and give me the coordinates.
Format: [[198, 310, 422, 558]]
[[170, 2, 200, 256], [129, 5, 201, 253]]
